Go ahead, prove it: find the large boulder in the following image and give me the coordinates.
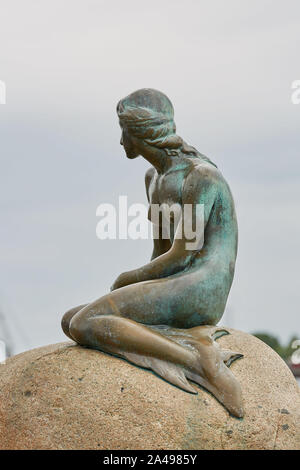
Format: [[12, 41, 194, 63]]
[[0, 329, 299, 450]]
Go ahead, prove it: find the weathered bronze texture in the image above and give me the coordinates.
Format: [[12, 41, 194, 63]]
[[61, 89, 244, 418]]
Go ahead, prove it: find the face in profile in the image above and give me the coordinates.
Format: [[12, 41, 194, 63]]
[[120, 127, 139, 159]]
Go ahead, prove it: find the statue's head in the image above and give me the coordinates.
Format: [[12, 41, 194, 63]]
[[117, 88, 184, 159]]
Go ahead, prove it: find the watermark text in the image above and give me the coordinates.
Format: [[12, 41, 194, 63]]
[[96, 196, 205, 250], [0, 80, 6, 104]]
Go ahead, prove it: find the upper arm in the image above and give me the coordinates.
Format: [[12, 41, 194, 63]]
[[133, 166, 220, 279], [182, 165, 219, 228], [170, 165, 219, 255], [145, 167, 171, 259]]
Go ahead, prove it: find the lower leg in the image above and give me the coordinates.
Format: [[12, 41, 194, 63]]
[[69, 313, 197, 371]]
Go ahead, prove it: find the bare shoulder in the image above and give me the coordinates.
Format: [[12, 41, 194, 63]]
[[145, 167, 156, 200], [145, 167, 155, 187], [185, 160, 224, 188], [145, 166, 155, 182], [181, 160, 232, 206]]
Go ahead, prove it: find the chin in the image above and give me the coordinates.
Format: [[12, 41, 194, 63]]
[[126, 152, 139, 159]]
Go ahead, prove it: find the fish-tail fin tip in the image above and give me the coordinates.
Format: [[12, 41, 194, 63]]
[[222, 351, 244, 367], [124, 351, 197, 394], [230, 406, 244, 419], [212, 329, 230, 341]]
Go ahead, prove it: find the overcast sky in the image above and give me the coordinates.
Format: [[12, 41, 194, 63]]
[[0, 0, 299, 354]]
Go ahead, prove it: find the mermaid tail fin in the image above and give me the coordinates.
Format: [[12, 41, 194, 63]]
[[185, 364, 244, 418], [124, 352, 197, 394], [219, 348, 244, 366], [122, 325, 244, 418], [185, 326, 244, 417]]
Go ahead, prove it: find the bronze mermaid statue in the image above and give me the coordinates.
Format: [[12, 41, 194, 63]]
[[61, 88, 244, 418]]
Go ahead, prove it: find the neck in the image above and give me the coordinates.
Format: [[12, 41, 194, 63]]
[[140, 144, 181, 174]]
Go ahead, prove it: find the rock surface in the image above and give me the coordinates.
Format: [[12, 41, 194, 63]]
[[0, 329, 299, 450]]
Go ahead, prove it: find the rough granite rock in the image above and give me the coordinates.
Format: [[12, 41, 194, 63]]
[[0, 329, 299, 450]]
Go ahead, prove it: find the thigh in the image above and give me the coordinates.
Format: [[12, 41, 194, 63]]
[[73, 269, 218, 328]]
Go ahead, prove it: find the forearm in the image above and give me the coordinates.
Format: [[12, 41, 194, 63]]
[[151, 237, 172, 260], [111, 243, 191, 291], [133, 249, 192, 283]]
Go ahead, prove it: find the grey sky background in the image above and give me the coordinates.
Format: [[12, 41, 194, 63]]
[[0, 0, 299, 354]]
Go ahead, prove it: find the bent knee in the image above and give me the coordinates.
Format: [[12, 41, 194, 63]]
[[61, 304, 88, 337], [61, 309, 76, 338], [69, 314, 88, 344], [69, 313, 122, 348]]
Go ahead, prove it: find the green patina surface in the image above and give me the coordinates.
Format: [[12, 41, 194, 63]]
[[61, 89, 243, 418]]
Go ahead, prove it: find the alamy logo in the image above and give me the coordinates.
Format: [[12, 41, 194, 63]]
[[96, 196, 205, 250], [0, 340, 6, 364], [291, 339, 300, 365], [0, 80, 6, 104], [291, 80, 300, 104]]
